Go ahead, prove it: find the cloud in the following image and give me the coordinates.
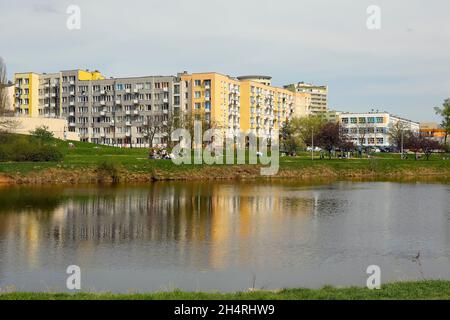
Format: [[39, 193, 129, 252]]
[[0, 0, 449, 122]]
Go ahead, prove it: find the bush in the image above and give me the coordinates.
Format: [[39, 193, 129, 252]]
[[0, 134, 64, 162]]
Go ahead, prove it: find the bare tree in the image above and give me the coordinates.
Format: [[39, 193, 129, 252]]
[[142, 113, 163, 148], [0, 57, 18, 133]]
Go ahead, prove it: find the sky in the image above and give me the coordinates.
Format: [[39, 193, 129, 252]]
[[1, 0, 449, 122]]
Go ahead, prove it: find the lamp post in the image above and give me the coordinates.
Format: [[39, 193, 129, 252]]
[[311, 127, 314, 161], [401, 128, 404, 159]]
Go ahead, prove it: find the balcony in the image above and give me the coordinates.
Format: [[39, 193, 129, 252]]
[[69, 102, 75, 106], [133, 99, 139, 104], [100, 90, 106, 95], [69, 123, 76, 127], [70, 91, 75, 96], [126, 121, 132, 126], [110, 120, 115, 126], [125, 110, 131, 115], [133, 88, 139, 93], [115, 100, 121, 105], [163, 98, 168, 103], [100, 101, 106, 106], [50, 103, 56, 108], [133, 110, 139, 115], [69, 80, 75, 85], [125, 88, 131, 93], [100, 111, 106, 116], [69, 112, 75, 116]]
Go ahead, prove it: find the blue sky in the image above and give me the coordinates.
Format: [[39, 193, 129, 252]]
[[1, 0, 449, 122]]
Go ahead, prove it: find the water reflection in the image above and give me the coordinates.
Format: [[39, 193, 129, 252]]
[[0, 180, 449, 292]]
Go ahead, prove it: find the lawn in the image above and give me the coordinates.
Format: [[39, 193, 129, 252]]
[[0, 134, 449, 180], [1, 281, 450, 300]]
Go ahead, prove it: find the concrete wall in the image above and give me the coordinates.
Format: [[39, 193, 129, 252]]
[[0, 116, 79, 141]]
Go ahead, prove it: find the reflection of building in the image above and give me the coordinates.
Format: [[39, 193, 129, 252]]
[[420, 122, 449, 143], [339, 111, 419, 147]]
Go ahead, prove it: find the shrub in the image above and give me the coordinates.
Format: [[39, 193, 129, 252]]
[[96, 160, 120, 182], [0, 134, 64, 162]]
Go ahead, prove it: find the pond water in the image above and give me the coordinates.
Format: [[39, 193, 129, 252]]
[[0, 180, 449, 292]]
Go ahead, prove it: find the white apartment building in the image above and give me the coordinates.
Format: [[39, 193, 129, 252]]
[[339, 111, 419, 147]]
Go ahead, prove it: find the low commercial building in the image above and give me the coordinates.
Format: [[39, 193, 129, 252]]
[[0, 116, 79, 141], [420, 122, 449, 143], [339, 111, 419, 147]]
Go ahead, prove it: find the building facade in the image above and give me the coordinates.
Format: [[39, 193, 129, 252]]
[[285, 82, 328, 115], [14, 69, 312, 146], [339, 112, 420, 147], [14, 70, 188, 146], [420, 122, 449, 143]]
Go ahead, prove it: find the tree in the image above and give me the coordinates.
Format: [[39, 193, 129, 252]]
[[434, 99, 450, 146], [0, 57, 18, 133], [296, 115, 326, 147], [280, 119, 305, 155], [419, 136, 441, 160], [316, 122, 351, 159], [142, 113, 164, 148], [30, 125, 54, 142], [389, 121, 412, 151]]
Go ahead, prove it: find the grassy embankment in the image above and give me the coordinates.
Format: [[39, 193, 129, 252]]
[[0, 134, 449, 184], [1, 281, 450, 300]]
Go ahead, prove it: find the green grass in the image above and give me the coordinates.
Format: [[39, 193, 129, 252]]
[[1, 281, 450, 300], [0, 134, 449, 179]]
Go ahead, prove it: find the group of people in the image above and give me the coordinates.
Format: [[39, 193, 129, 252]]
[[148, 148, 173, 160]]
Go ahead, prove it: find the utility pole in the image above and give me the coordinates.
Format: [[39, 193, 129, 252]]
[[401, 128, 404, 159], [311, 127, 314, 161]]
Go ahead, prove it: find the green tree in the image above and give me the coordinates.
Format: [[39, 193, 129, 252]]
[[434, 99, 450, 146], [30, 126, 54, 142]]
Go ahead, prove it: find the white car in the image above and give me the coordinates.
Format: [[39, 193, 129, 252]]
[[306, 147, 322, 152]]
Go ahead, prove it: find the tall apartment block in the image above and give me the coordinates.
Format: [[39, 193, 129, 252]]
[[14, 69, 312, 146], [285, 82, 328, 115], [180, 73, 309, 140], [14, 70, 187, 146]]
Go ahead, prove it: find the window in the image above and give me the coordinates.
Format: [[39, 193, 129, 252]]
[[351, 117, 357, 124], [194, 80, 202, 86], [341, 118, 349, 124], [368, 117, 375, 123], [376, 117, 384, 123], [195, 103, 201, 109], [368, 138, 375, 144], [377, 138, 384, 144], [116, 84, 124, 91], [358, 117, 366, 124], [194, 91, 201, 99]]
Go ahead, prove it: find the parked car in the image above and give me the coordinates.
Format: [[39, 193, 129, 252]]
[[306, 147, 322, 152]]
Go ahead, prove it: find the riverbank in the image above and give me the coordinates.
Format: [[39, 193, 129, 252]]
[[1, 281, 450, 300], [0, 136, 449, 185]]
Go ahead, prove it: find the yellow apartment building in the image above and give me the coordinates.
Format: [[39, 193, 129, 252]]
[[180, 72, 241, 135], [181, 73, 310, 139]]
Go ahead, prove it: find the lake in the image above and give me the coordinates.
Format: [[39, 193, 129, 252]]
[[0, 180, 449, 292]]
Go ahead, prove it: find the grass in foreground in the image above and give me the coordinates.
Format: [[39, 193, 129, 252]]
[[2, 281, 450, 300]]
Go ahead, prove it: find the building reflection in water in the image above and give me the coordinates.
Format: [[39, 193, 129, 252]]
[[0, 182, 316, 273]]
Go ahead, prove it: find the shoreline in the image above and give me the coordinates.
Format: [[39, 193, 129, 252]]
[[1, 280, 450, 300], [1, 164, 450, 185]]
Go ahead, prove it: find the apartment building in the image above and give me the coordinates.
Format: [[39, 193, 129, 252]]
[[339, 111, 419, 147], [14, 69, 311, 146], [239, 76, 299, 139], [285, 82, 328, 115], [0, 82, 15, 113], [180, 72, 241, 135], [14, 70, 187, 146], [180, 73, 308, 140]]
